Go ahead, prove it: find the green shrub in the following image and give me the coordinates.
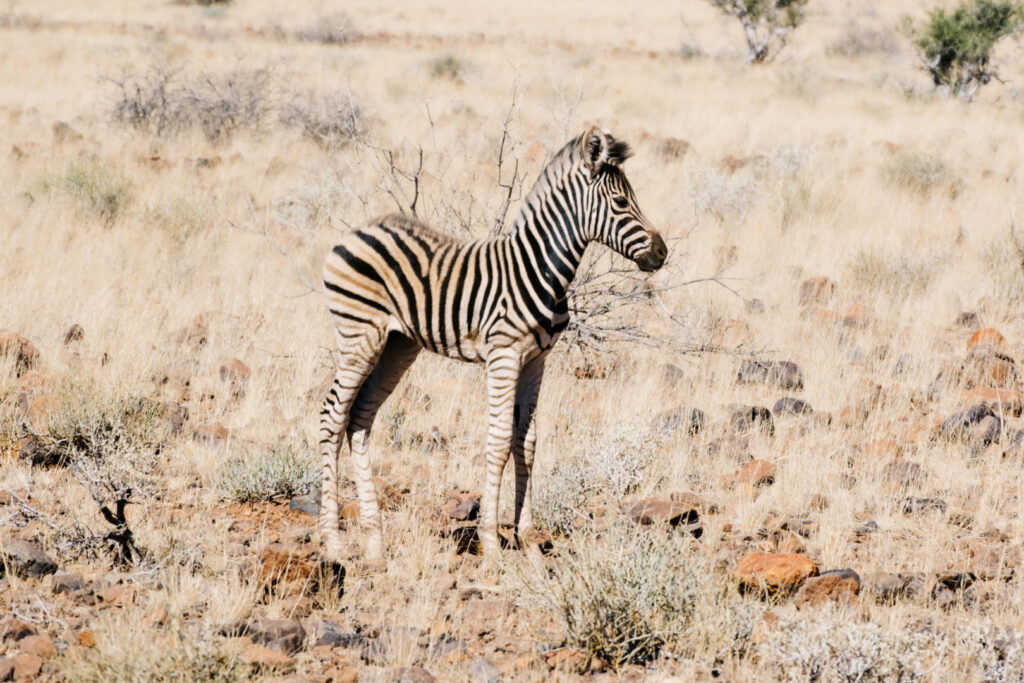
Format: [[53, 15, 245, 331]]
[[883, 151, 961, 197], [427, 54, 467, 80], [44, 162, 132, 224], [706, 0, 810, 63], [902, 0, 1024, 100], [218, 443, 316, 503]]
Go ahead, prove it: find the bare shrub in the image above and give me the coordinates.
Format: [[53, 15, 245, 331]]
[[758, 609, 944, 680], [295, 14, 358, 45], [517, 522, 701, 669], [279, 89, 365, 149], [533, 426, 665, 536], [883, 151, 962, 197], [109, 63, 273, 142], [42, 162, 133, 224], [706, 0, 810, 64], [218, 442, 317, 503]]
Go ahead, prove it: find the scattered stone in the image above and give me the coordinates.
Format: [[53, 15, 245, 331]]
[[654, 136, 690, 160], [10, 653, 42, 680], [733, 553, 818, 593], [772, 397, 812, 415], [192, 422, 229, 445], [853, 520, 879, 538], [939, 404, 997, 441], [289, 491, 320, 518], [967, 327, 1006, 352], [963, 345, 1017, 390], [144, 607, 168, 628], [446, 494, 480, 522], [0, 331, 38, 377], [628, 499, 700, 535], [973, 415, 1003, 445], [470, 657, 501, 683], [711, 319, 752, 348], [737, 360, 803, 390], [956, 311, 981, 328], [960, 387, 1022, 417], [51, 573, 85, 595], [52, 121, 82, 144], [728, 405, 774, 436], [865, 439, 902, 460], [77, 630, 97, 648], [573, 365, 606, 380], [1, 619, 36, 642], [219, 358, 251, 398], [240, 643, 294, 672], [387, 667, 435, 683], [0, 539, 57, 578], [655, 407, 706, 435], [0, 658, 12, 681], [794, 569, 860, 607], [901, 497, 947, 515], [18, 635, 56, 659], [62, 323, 84, 344], [745, 298, 766, 314], [222, 618, 306, 654], [542, 648, 587, 672], [799, 276, 836, 306], [882, 461, 925, 486], [863, 571, 907, 603], [361, 627, 427, 665], [316, 631, 366, 649], [842, 304, 872, 328], [734, 460, 776, 487]]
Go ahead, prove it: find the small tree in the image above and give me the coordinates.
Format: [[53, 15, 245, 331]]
[[903, 0, 1024, 101], [708, 0, 810, 64]]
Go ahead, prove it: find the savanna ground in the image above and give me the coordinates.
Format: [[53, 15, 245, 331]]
[[2, 0, 1024, 680]]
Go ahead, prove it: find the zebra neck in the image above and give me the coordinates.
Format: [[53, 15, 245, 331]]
[[510, 193, 587, 297]]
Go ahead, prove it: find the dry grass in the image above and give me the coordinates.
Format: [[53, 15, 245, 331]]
[[3, 0, 1024, 679]]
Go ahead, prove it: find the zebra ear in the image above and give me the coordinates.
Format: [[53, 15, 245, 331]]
[[581, 126, 610, 173]]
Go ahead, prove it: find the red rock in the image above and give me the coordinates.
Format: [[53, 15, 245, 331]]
[[628, 499, 700, 527], [77, 630, 97, 648], [799, 277, 837, 305], [25, 394, 57, 431], [240, 643, 294, 672], [960, 387, 1022, 416], [192, 422, 228, 445], [712, 319, 752, 348], [219, 358, 251, 398], [0, 619, 35, 642], [733, 553, 818, 592], [842, 304, 872, 328], [734, 460, 776, 487], [863, 439, 902, 460], [794, 569, 860, 607], [0, 331, 38, 377], [19, 635, 56, 659], [967, 327, 1006, 352], [10, 653, 42, 679]]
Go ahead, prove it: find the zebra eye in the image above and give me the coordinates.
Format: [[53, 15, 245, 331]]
[[612, 196, 629, 210]]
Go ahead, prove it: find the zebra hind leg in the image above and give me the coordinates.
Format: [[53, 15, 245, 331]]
[[346, 332, 420, 566], [318, 329, 387, 565]]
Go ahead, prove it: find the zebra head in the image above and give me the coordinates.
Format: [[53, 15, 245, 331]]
[[578, 127, 667, 272]]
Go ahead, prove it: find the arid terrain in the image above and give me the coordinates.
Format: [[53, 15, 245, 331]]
[[3, 0, 1024, 680]]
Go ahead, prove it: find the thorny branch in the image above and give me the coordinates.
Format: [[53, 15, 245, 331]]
[[491, 82, 524, 236]]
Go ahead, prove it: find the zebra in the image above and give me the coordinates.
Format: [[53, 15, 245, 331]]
[[319, 126, 667, 564]]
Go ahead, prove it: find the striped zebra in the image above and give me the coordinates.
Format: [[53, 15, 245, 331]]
[[319, 127, 667, 564]]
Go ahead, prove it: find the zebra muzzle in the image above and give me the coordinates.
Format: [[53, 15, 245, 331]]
[[635, 232, 667, 272]]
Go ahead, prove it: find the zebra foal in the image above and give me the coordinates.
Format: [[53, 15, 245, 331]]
[[319, 127, 667, 564]]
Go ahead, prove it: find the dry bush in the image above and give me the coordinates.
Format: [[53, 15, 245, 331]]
[[532, 426, 665, 536], [883, 151, 962, 197], [295, 14, 357, 45], [279, 89, 366, 149], [61, 619, 249, 682], [518, 522, 703, 670], [41, 162, 133, 224], [144, 196, 213, 243], [109, 62, 273, 142], [217, 442, 317, 503], [828, 22, 901, 57], [845, 247, 943, 297]]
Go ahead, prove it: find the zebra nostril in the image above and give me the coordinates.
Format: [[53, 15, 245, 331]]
[[650, 233, 667, 260]]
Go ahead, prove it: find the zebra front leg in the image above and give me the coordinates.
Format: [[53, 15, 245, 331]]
[[480, 349, 522, 559], [512, 355, 546, 544]]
